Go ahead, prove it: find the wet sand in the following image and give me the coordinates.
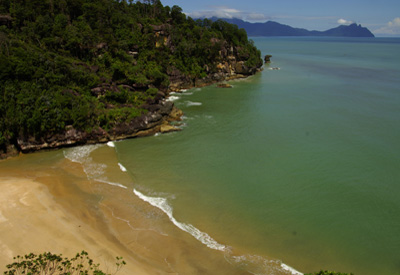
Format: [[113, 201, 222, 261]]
[[0, 153, 262, 274]]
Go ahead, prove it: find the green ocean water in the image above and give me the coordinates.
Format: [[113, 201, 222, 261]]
[[14, 37, 391, 274], [109, 37, 400, 274], [2, 36, 400, 274]]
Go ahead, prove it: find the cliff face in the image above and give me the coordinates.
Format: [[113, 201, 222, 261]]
[[146, 23, 262, 91], [14, 101, 184, 154], [168, 45, 261, 91]]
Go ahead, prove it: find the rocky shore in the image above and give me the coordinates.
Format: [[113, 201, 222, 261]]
[[1, 60, 261, 159], [0, 20, 263, 159]]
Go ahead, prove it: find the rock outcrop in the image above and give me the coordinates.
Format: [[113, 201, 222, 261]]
[[14, 100, 182, 154], [217, 83, 233, 88], [0, 14, 263, 159], [167, 46, 262, 92]]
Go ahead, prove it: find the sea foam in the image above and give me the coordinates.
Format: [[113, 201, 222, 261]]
[[185, 101, 202, 107], [107, 141, 115, 147], [63, 144, 127, 189], [229, 254, 303, 275], [133, 189, 227, 251], [167, 96, 180, 102], [96, 179, 128, 189], [118, 163, 127, 172], [281, 263, 303, 275], [63, 144, 102, 164]]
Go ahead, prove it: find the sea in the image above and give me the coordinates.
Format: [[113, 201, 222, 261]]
[[4, 37, 400, 274]]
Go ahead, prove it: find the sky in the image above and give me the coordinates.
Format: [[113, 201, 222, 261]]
[[161, 0, 400, 36]]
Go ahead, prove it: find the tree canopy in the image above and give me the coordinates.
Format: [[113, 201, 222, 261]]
[[0, 0, 262, 154]]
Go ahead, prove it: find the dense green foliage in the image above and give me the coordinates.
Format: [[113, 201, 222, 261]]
[[4, 251, 125, 275], [0, 0, 262, 152]]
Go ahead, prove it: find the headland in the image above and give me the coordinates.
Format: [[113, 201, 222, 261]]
[[0, 0, 263, 159]]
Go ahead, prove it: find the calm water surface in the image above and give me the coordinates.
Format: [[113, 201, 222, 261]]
[[114, 37, 400, 274], [7, 37, 399, 274]]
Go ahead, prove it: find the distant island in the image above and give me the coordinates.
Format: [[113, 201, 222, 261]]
[[0, 0, 263, 158], [207, 17, 375, 37]]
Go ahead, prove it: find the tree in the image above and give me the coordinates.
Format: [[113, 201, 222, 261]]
[[171, 5, 184, 24], [4, 251, 126, 275]]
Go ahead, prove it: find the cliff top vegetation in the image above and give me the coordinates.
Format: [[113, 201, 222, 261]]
[[0, 0, 262, 156]]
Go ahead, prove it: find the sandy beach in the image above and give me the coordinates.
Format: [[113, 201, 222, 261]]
[[0, 152, 262, 275], [0, 174, 156, 274]]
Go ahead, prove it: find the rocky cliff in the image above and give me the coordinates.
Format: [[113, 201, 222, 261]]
[[168, 45, 261, 91]]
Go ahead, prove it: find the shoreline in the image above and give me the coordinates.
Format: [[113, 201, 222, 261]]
[[0, 142, 300, 275], [0, 70, 262, 161], [0, 150, 255, 274]]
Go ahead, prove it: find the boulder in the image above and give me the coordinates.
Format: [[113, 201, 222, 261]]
[[160, 124, 180, 133], [217, 83, 233, 88], [168, 106, 184, 121]]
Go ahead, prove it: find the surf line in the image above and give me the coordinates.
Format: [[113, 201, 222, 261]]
[[133, 188, 304, 275], [133, 189, 227, 251]]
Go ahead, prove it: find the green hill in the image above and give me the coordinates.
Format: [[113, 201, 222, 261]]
[[0, 0, 262, 158]]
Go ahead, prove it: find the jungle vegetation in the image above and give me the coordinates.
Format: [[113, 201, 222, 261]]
[[0, 0, 262, 152]]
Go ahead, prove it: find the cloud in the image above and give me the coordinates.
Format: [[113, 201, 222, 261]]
[[190, 7, 240, 19], [188, 6, 270, 22], [337, 18, 353, 25], [374, 17, 400, 36], [245, 13, 269, 21]]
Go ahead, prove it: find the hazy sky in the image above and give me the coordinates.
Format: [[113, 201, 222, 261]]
[[161, 0, 400, 36]]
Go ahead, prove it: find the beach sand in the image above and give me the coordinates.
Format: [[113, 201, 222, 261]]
[[0, 175, 157, 274], [0, 152, 260, 275]]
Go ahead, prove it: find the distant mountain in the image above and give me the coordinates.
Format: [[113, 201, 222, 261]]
[[209, 18, 375, 37]]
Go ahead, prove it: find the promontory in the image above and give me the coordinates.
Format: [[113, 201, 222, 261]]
[[0, 0, 263, 158]]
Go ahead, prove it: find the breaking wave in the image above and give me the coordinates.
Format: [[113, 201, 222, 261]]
[[227, 254, 303, 275], [167, 95, 180, 102], [133, 189, 228, 251], [62, 137, 302, 275], [63, 144, 102, 164], [107, 141, 115, 147], [118, 163, 127, 172], [63, 144, 127, 189], [185, 101, 202, 107]]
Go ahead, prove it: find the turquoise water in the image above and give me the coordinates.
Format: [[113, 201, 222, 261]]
[[114, 37, 398, 274]]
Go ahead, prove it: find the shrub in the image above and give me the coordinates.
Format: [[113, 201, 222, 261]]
[[305, 270, 354, 275], [4, 251, 126, 275]]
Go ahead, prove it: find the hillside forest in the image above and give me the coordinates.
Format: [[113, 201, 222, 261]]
[[0, 0, 262, 155]]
